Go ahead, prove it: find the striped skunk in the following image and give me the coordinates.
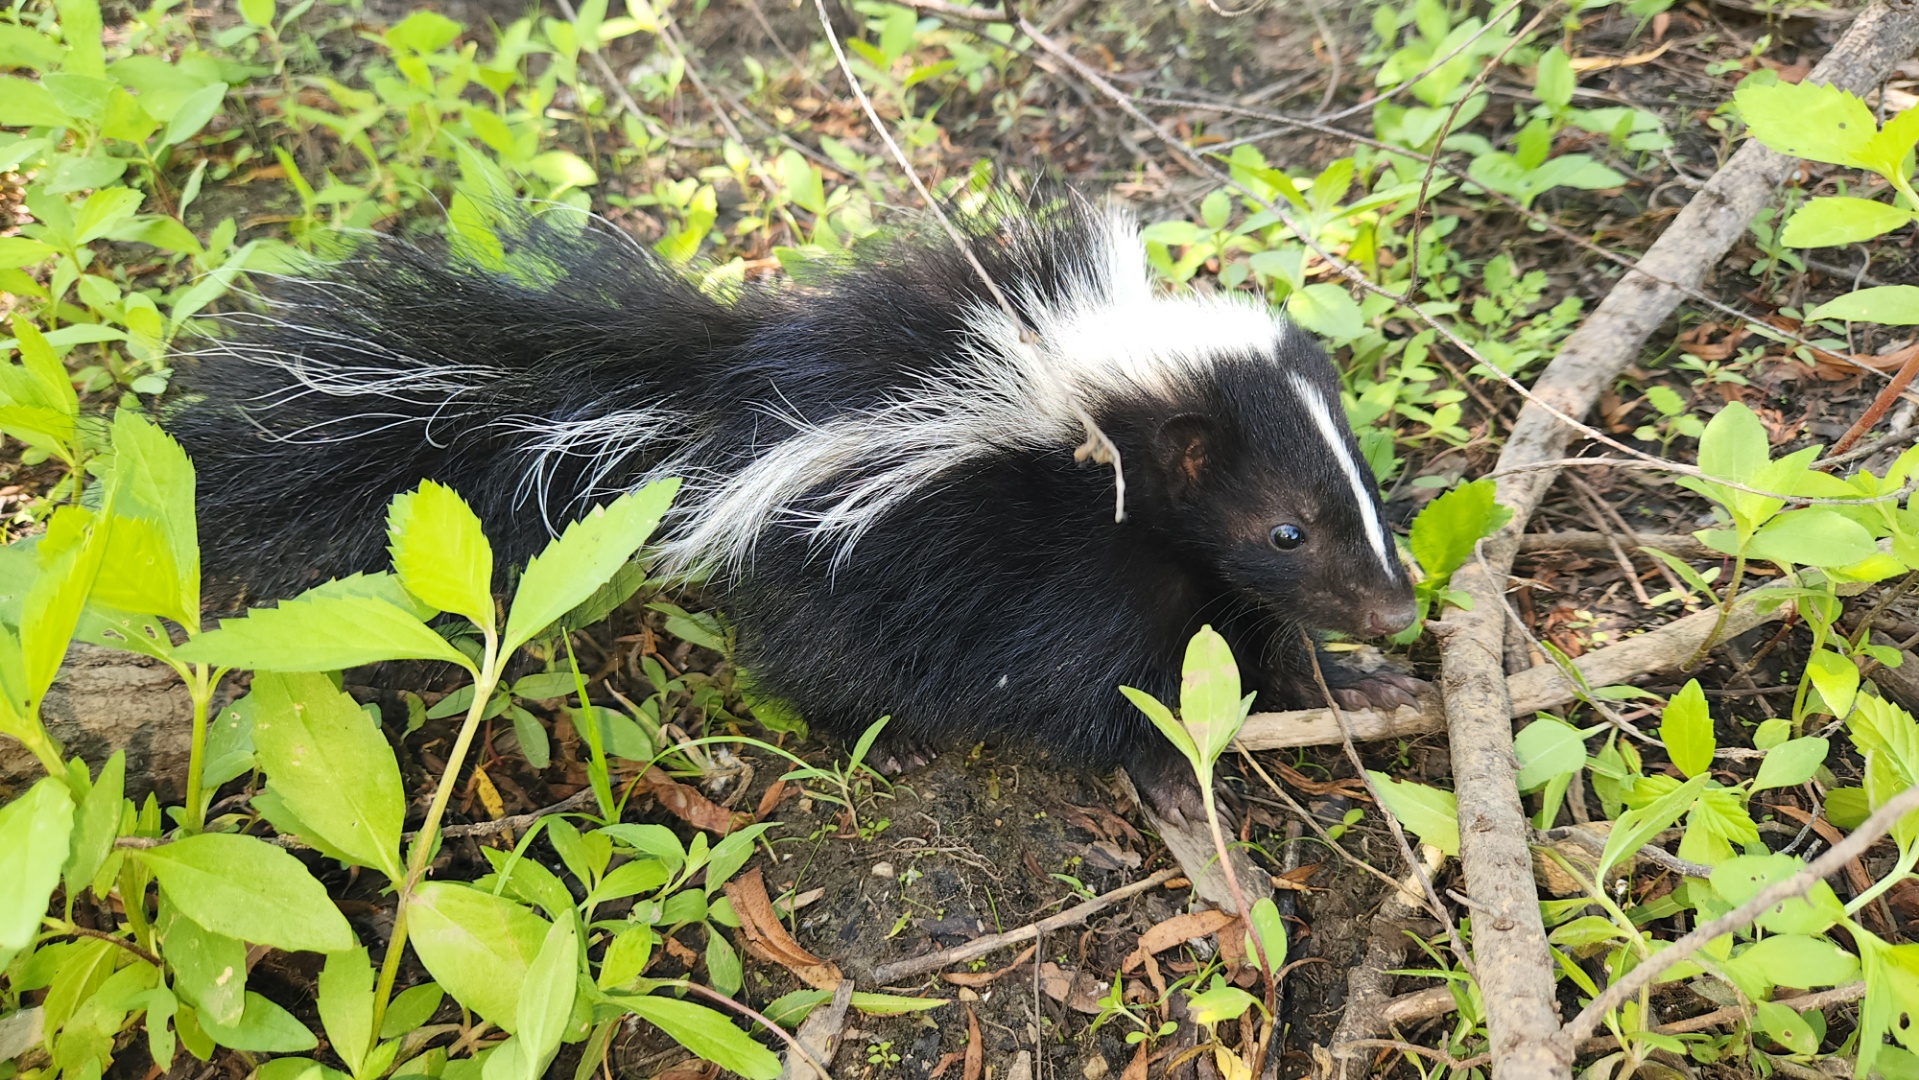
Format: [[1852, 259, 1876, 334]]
[[166, 197, 1421, 817]]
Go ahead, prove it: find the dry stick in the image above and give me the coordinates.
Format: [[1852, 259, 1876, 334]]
[[1433, 4, 1919, 1072], [1558, 779, 1919, 1051], [870, 867, 1178, 983], [1514, 531, 1713, 559], [1326, 847, 1449, 1080], [1833, 342, 1919, 456], [1235, 573, 1845, 752]]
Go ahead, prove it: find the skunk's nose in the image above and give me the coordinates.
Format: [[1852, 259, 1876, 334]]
[[1364, 599, 1418, 637]]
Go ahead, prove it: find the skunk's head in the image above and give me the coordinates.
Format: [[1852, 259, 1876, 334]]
[[1127, 329, 1415, 641]]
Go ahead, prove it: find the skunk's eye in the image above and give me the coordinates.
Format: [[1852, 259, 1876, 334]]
[[1269, 524, 1305, 550]]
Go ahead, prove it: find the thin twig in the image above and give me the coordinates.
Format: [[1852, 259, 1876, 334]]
[[870, 867, 1178, 983], [1303, 631, 1474, 978]]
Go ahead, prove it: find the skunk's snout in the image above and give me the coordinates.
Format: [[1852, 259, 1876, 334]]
[[1363, 597, 1418, 638]]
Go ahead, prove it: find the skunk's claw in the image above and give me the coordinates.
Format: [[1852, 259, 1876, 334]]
[[1329, 670, 1429, 712]]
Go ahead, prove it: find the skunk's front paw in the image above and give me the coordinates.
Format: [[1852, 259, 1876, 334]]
[[866, 733, 938, 776], [1326, 669, 1430, 712]]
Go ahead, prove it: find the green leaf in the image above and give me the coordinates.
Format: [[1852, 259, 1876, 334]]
[[1697, 401, 1771, 485], [249, 672, 404, 882], [106, 411, 201, 625], [158, 894, 247, 1026], [239, 0, 274, 25], [318, 947, 375, 1077], [61, 751, 123, 903], [388, 481, 494, 628], [56, 0, 105, 75], [1599, 774, 1708, 881], [0, 777, 74, 950], [1367, 773, 1458, 855], [201, 992, 318, 1053], [384, 10, 462, 52], [502, 479, 678, 653], [1534, 46, 1573, 110], [1513, 716, 1587, 791], [1712, 853, 1845, 936], [175, 593, 472, 672], [137, 833, 355, 953], [1286, 282, 1365, 340], [1805, 648, 1861, 718], [779, 150, 826, 215], [73, 187, 145, 245], [1732, 933, 1860, 989], [23, 506, 110, 706], [1780, 196, 1915, 248], [161, 82, 226, 147], [1244, 896, 1287, 976], [1755, 1000, 1818, 1055], [508, 919, 579, 1080], [380, 982, 445, 1040], [528, 151, 598, 193], [1659, 679, 1714, 779], [1178, 626, 1250, 764], [1735, 78, 1879, 169], [1752, 736, 1831, 792], [0, 75, 68, 127], [1808, 285, 1919, 326], [1746, 509, 1878, 569], [1409, 478, 1513, 581], [406, 882, 550, 1033], [1185, 978, 1260, 1026], [611, 994, 781, 1080]]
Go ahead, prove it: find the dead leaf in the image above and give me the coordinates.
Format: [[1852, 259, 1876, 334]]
[[1122, 910, 1238, 973], [724, 868, 844, 990], [636, 766, 752, 835], [1568, 40, 1673, 72], [942, 945, 1037, 987], [1037, 963, 1105, 1015], [1272, 863, 1322, 892], [755, 779, 790, 822], [471, 766, 505, 820], [1270, 760, 1368, 799], [1122, 1040, 1149, 1080], [964, 1005, 983, 1080]]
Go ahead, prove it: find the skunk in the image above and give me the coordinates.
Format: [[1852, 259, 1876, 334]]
[[166, 197, 1421, 815]]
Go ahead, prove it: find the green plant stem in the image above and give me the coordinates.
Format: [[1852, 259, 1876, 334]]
[[369, 629, 502, 1046], [1685, 554, 1747, 669], [562, 633, 615, 822], [18, 722, 67, 786], [1197, 778, 1276, 1076], [1846, 840, 1919, 915], [180, 664, 215, 834]]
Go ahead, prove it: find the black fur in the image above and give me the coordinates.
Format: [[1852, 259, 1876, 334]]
[[166, 201, 1417, 808]]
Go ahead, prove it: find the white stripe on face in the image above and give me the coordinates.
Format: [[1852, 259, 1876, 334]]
[[1287, 372, 1398, 579]]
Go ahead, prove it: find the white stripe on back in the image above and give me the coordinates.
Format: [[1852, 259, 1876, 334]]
[[1287, 372, 1398, 579]]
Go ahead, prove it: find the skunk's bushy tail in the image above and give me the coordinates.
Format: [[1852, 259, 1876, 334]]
[[168, 217, 760, 601]]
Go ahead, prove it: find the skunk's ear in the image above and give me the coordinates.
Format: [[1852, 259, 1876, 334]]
[[1155, 413, 1214, 492]]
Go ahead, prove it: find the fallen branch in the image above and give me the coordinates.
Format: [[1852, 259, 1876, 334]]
[[870, 867, 1178, 984], [1238, 575, 1845, 751], [1328, 847, 1448, 1079], [1433, 3, 1919, 1072], [1514, 532, 1714, 559]]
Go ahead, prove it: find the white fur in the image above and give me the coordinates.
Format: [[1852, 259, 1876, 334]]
[[1286, 371, 1398, 580], [649, 206, 1305, 578]]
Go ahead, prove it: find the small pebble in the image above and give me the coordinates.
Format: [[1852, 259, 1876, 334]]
[[871, 861, 895, 878]]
